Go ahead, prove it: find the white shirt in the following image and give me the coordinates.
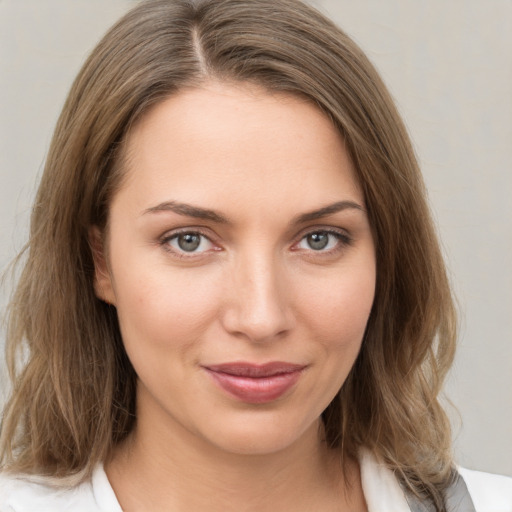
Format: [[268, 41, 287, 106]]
[[1, 450, 511, 511]]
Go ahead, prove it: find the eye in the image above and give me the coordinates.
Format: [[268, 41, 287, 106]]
[[165, 231, 214, 254], [295, 230, 350, 252]]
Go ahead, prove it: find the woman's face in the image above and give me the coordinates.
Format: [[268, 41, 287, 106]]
[[94, 82, 376, 457]]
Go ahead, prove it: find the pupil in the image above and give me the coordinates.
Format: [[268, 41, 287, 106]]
[[178, 233, 201, 252], [307, 232, 328, 250]]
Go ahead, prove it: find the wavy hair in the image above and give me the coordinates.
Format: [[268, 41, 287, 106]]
[[1, 0, 456, 508]]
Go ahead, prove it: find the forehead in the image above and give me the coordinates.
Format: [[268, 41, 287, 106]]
[[114, 81, 363, 217]]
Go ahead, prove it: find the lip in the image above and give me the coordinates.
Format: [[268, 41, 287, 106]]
[[203, 362, 306, 404]]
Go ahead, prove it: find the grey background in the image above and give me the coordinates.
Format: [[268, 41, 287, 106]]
[[1, 0, 511, 477]]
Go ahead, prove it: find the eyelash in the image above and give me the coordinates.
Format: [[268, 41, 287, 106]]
[[293, 228, 352, 255], [159, 227, 352, 259], [160, 228, 217, 259]]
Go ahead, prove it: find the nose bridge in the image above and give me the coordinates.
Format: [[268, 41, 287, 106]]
[[222, 246, 292, 342]]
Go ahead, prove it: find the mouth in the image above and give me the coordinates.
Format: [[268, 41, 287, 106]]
[[202, 362, 307, 404]]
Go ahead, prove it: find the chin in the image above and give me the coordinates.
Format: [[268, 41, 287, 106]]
[[197, 413, 322, 457]]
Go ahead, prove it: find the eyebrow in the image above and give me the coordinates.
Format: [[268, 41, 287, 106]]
[[292, 200, 365, 224], [142, 201, 229, 223], [142, 199, 365, 224]]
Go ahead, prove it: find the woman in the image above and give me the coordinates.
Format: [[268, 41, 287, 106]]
[[0, 0, 511, 510]]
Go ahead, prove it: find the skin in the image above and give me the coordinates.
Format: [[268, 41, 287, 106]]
[[93, 81, 375, 511]]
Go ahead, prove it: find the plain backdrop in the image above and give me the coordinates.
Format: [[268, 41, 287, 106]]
[[0, 0, 511, 477]]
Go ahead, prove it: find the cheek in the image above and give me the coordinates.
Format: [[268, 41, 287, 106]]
[[287, 260, 375, 418], [297, 261, 376, 350], [111, 259, 222, 358]]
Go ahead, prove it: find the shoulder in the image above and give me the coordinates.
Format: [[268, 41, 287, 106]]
[[0, 466, 121, 512], [459, 466, 512, 512]]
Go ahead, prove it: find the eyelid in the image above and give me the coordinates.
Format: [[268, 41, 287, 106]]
[[159, 227, 221, 258]]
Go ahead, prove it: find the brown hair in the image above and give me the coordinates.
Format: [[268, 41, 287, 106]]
[[1, 0, 456, 508]]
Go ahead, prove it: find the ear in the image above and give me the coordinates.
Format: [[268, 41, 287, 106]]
[[89, 226, 116, 306]]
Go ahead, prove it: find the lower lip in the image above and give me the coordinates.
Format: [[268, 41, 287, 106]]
[[205, 369, 303, 404]]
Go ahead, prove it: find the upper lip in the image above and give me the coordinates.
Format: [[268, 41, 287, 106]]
[[204, 362, 307, 378]]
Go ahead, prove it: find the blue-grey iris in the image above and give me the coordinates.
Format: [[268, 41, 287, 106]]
[[307, 232, 329, 250], [178, 233, 201, 252]]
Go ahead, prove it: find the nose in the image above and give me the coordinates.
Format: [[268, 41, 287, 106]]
[[220, 251, 294, 343]]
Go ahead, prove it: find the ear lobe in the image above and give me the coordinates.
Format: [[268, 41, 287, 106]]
[[89, 226, 116, 306]]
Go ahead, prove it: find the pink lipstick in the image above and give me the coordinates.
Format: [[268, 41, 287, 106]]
[[203, 362, 305, 404]]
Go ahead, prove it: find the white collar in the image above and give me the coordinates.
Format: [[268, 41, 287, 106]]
[[359, 448, 411, 512]]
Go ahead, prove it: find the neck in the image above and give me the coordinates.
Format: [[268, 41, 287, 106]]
[[105, 391, 365, 511]]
